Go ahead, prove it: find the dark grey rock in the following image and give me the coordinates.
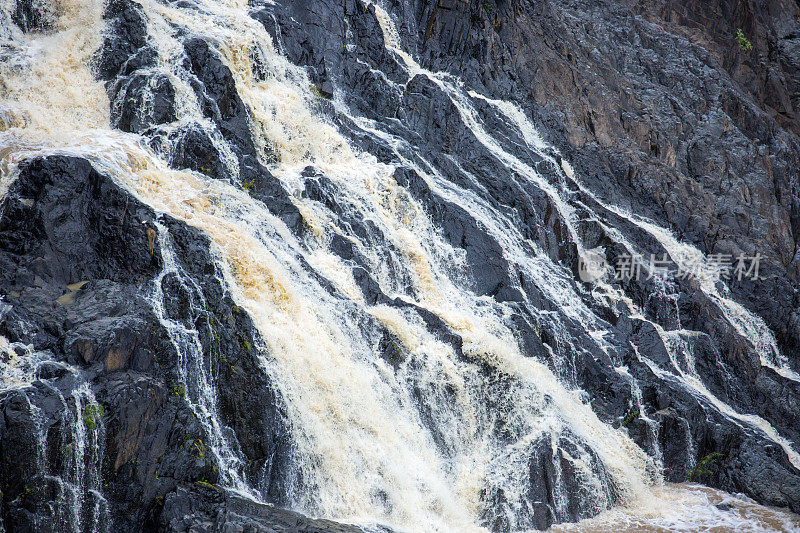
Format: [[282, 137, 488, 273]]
[[4, 0, 800, 530], [0, 156, 305, 530], [11, 0, 55, 32], [159, 485, 362, 533]]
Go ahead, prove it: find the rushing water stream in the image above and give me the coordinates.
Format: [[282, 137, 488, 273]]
[[1, 0, 798, 531]]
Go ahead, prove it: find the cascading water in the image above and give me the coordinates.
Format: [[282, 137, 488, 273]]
[[147, 222, 253, 496], [0, 337, 109, 532], [1, 0, 799, 531]]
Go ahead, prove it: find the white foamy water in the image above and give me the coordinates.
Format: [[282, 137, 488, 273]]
[[551, 483, 800, 533], [0, 0, 797, 531], [0, 332, 108, 531]]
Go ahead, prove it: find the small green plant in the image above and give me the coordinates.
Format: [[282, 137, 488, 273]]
[[688, 451, 725, 481], [82, 403, 105, 431], [241, 178, 255, 192], [309, 84, 330, 100], [622, 409, 639, 427], [192, 439, 206, 459], [172, 385, 186, 398], [195, 479, 220, 491], [735, 28, 752, 52], [238, 334, 252, 352], [59, 443, 73, 459], [483, 2, 493, 14], [387, 340, 402, 366]]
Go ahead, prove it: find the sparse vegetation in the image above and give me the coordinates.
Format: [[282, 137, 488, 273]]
[[59, 443, 73, 459], [688, 451, 725, 481], [192, 438, 206, 459], [238, 334, 252, 352], [83, 403, 105, 431], [309, 83, 330, 100], [622, 409, 639, 427], [735, 28, 753, 52], [387, 340, 402, 365], [195, 479, 220, 491]]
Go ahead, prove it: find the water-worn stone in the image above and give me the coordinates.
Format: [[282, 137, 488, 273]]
[[249, 0, 800, 522], [0, 156, 301, 531], [3, 0, 800, 530], [159, 485, 362, 533]]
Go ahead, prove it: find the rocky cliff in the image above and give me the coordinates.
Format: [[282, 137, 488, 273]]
[[0, 0, 799, 531]]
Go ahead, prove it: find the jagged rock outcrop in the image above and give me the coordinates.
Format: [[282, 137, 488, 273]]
[[2, 0, 800, 531], [409, 0, 800, 361], [0, 156, 307, 531], [249, 0, 800, 519], [98, 0, 304, 233], [158, 485, 360, 533]]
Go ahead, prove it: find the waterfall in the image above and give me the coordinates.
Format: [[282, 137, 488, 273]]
[[147, 222, 254, 496], [1, 0, 798, 531], [0, 338, 109, 532]]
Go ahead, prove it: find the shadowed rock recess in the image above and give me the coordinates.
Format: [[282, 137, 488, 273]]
[[1, 0, 799, 531]]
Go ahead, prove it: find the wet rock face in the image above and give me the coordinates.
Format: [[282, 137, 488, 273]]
[[97, 0, 304, 235], [2, 0, 800, 531], [158, 485, 360, 533], [251, 0, 800, 521], [0, 157, 161, 286], [11, 0, 55, 32], [95, 0, 152, 81], [0, 156, 297, 531], [411, 0, 800, 360], [480, 429, 616, 531]]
